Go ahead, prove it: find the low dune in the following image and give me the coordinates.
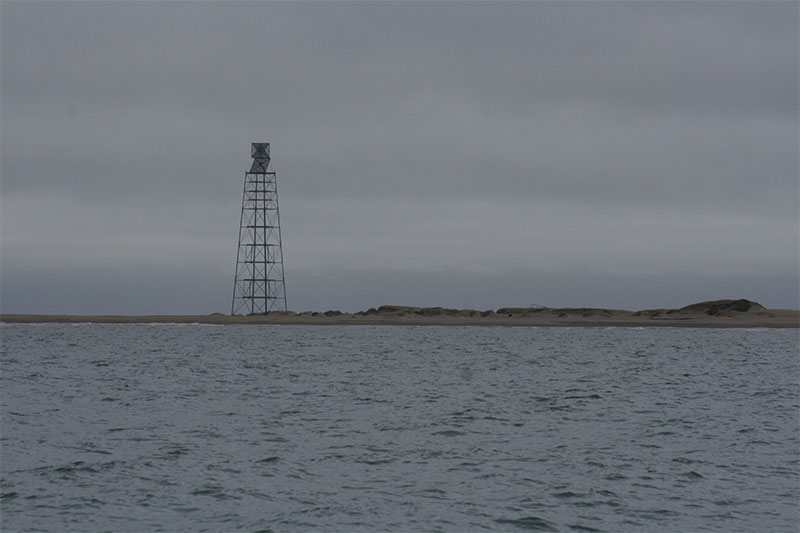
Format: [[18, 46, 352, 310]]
[[2, 299, 797, 327]]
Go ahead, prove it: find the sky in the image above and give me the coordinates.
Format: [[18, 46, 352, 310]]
[[1, 1, 798, 314]]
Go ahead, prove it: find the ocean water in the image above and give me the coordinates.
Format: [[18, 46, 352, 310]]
[[0, 324, 798, 532]]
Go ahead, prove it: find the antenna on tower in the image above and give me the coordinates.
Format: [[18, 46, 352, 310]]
[[231, 143, 287, 314]]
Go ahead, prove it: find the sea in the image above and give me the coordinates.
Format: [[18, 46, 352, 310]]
[[1, 324, 798, 532]]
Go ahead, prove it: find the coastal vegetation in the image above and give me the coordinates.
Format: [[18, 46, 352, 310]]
[[2, 300, 797, 327]]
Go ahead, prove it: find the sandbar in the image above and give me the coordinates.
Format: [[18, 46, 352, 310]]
[[2, 300, 797, 328]]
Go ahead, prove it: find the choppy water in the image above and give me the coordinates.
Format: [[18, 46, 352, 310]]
[[1, 324, 798, 532]]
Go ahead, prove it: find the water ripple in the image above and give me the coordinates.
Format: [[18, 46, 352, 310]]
[[1, 324, 798, 531]]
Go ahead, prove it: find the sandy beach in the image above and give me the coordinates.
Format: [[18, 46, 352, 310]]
[[2, 300, 797, 328]]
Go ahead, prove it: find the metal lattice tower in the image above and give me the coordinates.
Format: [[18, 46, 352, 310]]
[[231, 142, 287, 314]]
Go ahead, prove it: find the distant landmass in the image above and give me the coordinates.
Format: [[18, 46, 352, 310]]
[[2, 299, 798, 328]]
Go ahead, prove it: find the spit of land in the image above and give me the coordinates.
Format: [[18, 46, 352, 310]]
[[2, 299, 797, 328]]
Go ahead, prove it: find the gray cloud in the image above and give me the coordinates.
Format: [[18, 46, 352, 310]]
[[1, 1, 797, 312]]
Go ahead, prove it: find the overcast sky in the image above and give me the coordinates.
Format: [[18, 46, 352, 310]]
[[1, 1, 798, 314]]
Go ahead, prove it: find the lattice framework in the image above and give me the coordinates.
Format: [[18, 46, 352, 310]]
[[231, 143, 287, 314]]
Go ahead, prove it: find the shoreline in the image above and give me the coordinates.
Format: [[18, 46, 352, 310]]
[[3, 301, 798, 328]]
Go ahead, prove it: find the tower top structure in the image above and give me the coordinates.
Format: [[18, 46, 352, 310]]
[[250, 142, 271, 173]]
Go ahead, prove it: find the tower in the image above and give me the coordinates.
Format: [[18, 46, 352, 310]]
[[231, 142, 287, 314]]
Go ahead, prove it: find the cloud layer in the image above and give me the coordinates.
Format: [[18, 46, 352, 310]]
[[2, 2, 798, 313]]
